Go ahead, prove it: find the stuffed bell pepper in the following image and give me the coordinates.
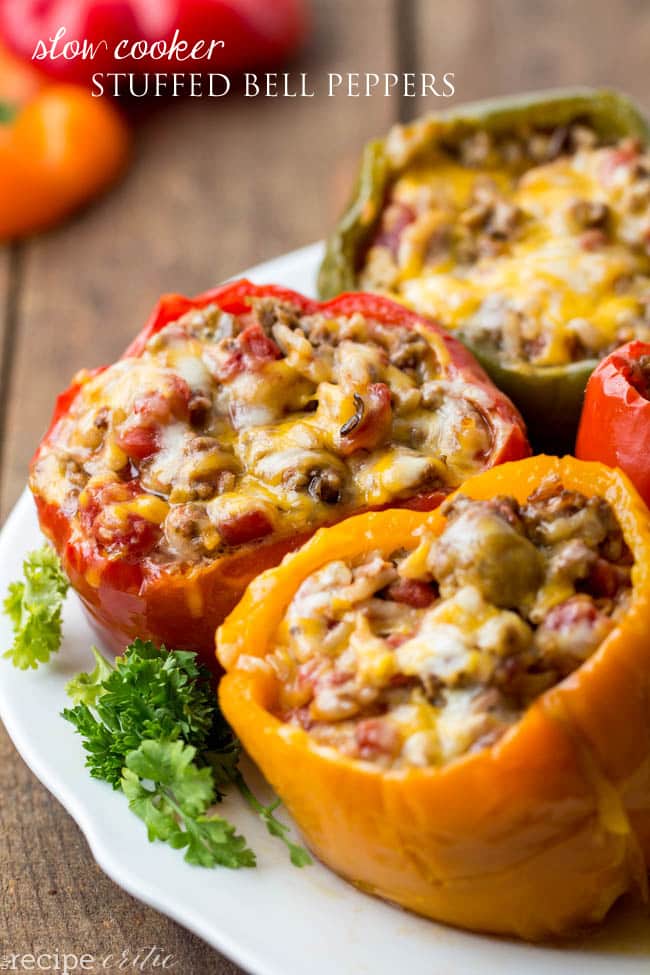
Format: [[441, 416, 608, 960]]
[[318, 88, 650, 448], [577, 340, 650, 506], [218, 455, 650, 939], [30, 281, 528, 666]]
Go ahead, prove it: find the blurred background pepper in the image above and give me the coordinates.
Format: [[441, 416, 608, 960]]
[[0, 67, 131, 240], [0, 0, 309, 240]]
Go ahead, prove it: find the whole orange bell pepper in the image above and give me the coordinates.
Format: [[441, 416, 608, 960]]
[[0, 83, 130, 239], [218, 455, 650, 940]]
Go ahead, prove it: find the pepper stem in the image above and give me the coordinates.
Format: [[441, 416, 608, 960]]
[[0, 101, 17, 124]]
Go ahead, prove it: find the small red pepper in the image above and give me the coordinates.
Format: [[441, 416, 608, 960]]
[[0, 0, 309, 85], [576, 340, 650, 505]]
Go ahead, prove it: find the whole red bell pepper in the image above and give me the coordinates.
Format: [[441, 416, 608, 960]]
[[576, 340, 650, 506], [30, 281, 529, 667], [0, 0, 309, 86]]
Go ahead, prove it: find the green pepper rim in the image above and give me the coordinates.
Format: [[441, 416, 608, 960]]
[[463, 343, 598, 451], [317, 88, 650, 447], [318, 87, 650, 299]]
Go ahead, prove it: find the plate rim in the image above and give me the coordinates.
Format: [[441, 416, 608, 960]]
[[1, 239, 648, 974]]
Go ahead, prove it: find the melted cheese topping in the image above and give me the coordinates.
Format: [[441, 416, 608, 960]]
[[31, 300, 505, 564], [360, 140, 650, 366], [269, 480, 632, 768]]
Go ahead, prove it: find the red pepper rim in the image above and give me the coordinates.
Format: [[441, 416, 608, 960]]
[[608, 340, 650, 402], [32, 280, 530, 586]]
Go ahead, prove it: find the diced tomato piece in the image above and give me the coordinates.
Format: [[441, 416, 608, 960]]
[[115, 423, 160, 460], [322, 669, 354, 688], [216, 324, 282, 382], [587, 558, 630, 598], [386, 634, 408, 649], [355, 718, 398, 761], [298, 657, 328, 688], [386, 577, 436, 608], [339, 382, 393, 456], [134, 375, 191, 423], [216, 507, 275, 546], [80, 480, 161, 559], [599, 140, 640, 185], [116, 375, 191, 460], [371, 202, 416, 258], [94, 515, 160, 559], [288, 707, 313, 731], [79, 480, 128, 527], [543, 595, 601, 632]]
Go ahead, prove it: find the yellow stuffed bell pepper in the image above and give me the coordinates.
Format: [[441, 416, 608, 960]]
[[218, 455, 650, 940]]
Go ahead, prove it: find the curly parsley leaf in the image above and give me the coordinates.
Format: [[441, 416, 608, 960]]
[[66, 645, 115, 706], [63, 639, 311, 869], [62, 638, 216, 787], [3, 545, 69, 669], [122, 740, 255, 868]]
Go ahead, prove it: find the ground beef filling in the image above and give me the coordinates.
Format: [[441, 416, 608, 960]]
[[269, 476, 633, 768], [359, 123, 650, 367], [31, 297, 495, 564]]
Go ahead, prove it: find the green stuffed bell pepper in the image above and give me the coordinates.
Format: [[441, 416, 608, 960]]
[[318, 88, 650, 449]]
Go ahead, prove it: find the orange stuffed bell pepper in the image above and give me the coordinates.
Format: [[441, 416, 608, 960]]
[[576, 340, 650, 507], [30, 282, 528, 668], [0, 82, 130, 239], [218, 455, 650, 939]]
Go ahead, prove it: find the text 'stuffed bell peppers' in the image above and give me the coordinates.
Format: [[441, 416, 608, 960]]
[[0, 83, 130, 239], [218, 455, 650, 940], [31, 281, 529, 667], [576, 340, 650, 506], [317, 88, 650, 450], [0, 1, 309, 86]]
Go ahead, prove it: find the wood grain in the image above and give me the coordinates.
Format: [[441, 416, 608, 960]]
[[0, 0, 398, 519], [0, 725, 243, 974], [0, 1, 398, 971], [412, 0, 650, 113], [0, 246, 14, 484], [3, 1, 650, 970]]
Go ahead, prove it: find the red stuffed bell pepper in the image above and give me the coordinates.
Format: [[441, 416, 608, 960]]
[[577, 340, 650, 505], [30, 281, 529, 668], [0, 1, 308, 86]]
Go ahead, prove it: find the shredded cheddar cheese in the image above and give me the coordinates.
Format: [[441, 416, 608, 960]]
[[31, 297, 517, 565], [360, 136, 650, 366]]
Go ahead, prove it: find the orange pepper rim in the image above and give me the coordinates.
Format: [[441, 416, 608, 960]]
[[217, 454, 650, 782]]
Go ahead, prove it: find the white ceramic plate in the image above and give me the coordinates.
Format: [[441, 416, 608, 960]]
[[1, 242, 649, 974]]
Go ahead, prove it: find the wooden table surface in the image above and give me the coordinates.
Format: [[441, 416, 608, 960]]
[[2, 1, 650, 971]]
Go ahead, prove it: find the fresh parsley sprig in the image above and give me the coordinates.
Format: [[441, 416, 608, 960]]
[[3, 545, 69, 669], [202, 742, 312, 865], [63, 639, 311, 870], [122, 740, 255, 869], [232, 770, 313, 868], [3, 548, 311, 871], [62, 639, 217, 788]]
